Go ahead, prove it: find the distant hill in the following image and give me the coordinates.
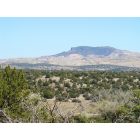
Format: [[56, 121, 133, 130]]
[[1, 46, 140, 70], [38, 46, 140, 68], [54, 46, 119, 57], [1, 63, 140, 72]]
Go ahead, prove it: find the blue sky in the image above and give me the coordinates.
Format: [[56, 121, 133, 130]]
[[0, 17, 140, 59]]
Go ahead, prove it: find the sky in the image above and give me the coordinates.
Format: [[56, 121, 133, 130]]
[[0, 17, 140, 59]]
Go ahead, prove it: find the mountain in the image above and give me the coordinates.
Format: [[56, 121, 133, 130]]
[[37, 46, 140, 67], [1, 46, 140, 70], [54, 46, 119, 57]]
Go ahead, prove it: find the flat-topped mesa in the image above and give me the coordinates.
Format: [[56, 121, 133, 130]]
[[70, 46, 117, 56], [55, 46, 118, 57], [1, 46, 140, 68]]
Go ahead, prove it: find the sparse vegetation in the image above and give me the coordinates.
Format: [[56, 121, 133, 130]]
[[0, 66, 140, 123]]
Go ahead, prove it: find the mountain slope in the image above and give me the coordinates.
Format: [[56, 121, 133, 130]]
[[41, 46, 140, 67], [1, 46, 140, 69], [54, 46, 118, 57]]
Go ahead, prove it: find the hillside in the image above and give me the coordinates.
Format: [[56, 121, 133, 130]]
[[36, 46, 140, 67], [1, 46, 140, 70], [54, 46, 118, 56]]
